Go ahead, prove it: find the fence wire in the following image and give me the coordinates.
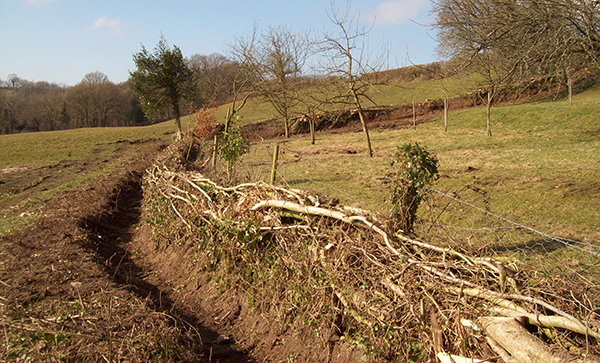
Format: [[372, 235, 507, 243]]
[[239, 145, 600, 294]]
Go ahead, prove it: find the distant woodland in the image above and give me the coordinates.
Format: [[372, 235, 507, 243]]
[[2, 0, 598, 135], [0, 53, 238, 134]]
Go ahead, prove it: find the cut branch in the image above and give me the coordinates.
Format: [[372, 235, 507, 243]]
[[479, 317, 598, 363]]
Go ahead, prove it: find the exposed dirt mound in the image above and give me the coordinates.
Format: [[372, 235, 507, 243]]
[[1, 142, 365, 362], [0, 145, 256, 362]]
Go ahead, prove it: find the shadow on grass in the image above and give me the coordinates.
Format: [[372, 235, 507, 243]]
[[287, 178, 312, 186], [484, 237, 568, 254]]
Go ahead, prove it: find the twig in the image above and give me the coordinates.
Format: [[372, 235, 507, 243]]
[[251, 200, 351, 223], [170, 200, 191, 228], [259, 225, 316, 232], [447, 286, 529, 314]]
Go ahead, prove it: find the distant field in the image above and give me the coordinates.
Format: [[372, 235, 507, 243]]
[[237, 85, 600, 244], [0, 121, 177, 168], [210, 72, 484, 125], [2, 76, 598, 246], [0, 122, 177, 235]]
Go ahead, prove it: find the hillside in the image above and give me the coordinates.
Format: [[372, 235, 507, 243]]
[[1, 74, 599, 362]]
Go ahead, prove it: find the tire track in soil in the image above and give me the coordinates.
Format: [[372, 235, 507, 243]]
[[80, 171, 257, 363]]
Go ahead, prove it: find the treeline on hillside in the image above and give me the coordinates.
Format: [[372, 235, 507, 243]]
[[0, 53, 240, 135], [0, 73, 143, 134], [2, 0, 598, 136]]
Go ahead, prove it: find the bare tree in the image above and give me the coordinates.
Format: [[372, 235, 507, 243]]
[[7, 74, 27, 89], [318, 4, 387, 157], [0, 92, 17, 134], [432, 0, 600, 135], [557, 0, 600, 70], [189, 53, 239, 106], [39, 87, 66, 131], [433, 0, 533, 136], [84, 72, 122, 127], [68, 72, 123, 128], [226, 27, 263, 132], [253, 26, 312, 138]]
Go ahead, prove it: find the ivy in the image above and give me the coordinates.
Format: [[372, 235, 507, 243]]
[[389, 142, 439, 233]]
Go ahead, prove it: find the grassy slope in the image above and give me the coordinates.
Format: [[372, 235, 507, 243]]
[[239, 86, 600, 243], [0, 122, 176, 168], [0, 122, 177, 235], [207, 73, 483, 125], [1, 76, 598, 243]]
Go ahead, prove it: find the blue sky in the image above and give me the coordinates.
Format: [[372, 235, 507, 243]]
[[0, 0, 438, 86]]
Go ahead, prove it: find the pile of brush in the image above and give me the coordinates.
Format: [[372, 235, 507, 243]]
[[143, 161, 599, 363]]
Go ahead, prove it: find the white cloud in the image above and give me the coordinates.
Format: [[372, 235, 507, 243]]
[[89, 16, 126, 36], [366, 0, 429, 25], [25, 0, 59, 6]]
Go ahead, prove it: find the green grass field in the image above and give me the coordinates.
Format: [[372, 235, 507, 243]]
[[0, 121, 177, 168], [0, 122, 177, 235], [237, 85, 600, 244], [1, 77, 598, 247]]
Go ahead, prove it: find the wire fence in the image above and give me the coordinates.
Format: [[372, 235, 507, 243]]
[[237, 144, 600, 291]]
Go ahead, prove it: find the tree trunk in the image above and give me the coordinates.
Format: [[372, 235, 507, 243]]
[[568, 76, 573, 107], [352, 91, 373, 157], [284, 117, 290, 138], [174, 101, 182, 135], [486, 88, 494, 137], [310, 117, 315, 145], [479, 317, 596, 363], [444, 97, 448, 132], [224, 108, 232, 134]]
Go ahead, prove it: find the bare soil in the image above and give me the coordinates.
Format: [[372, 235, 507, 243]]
[[1, 144, 253, 361], [0, 139, 367, 361]]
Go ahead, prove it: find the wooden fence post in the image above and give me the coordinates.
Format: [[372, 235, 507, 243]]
[[211, 134, 218, 169], [270, 144, 280, 185], [444, 97, 448, 132], [412, 100, 416, 130]]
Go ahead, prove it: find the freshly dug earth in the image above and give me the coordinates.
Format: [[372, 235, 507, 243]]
[[0, 143, 364, 362], [2, 145, 239, 361]]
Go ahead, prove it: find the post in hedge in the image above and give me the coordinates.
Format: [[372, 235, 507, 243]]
[[270, 144, 280, 185]]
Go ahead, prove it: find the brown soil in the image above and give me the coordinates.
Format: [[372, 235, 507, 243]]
[[1, 145, 248, 361], [1, 141, 364, 362]]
